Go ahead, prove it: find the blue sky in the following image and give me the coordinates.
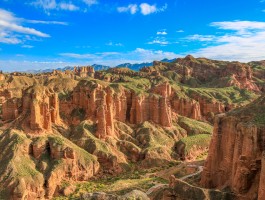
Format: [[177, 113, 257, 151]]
[[0, 0, 265, 71]]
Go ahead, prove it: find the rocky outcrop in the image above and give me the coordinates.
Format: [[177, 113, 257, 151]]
[[129, 94, 172, 127], [174, 55, 219, 82], [201, 96, 265, 200], [61, 81, 173, 138], [225, 62, 260, 91], [2, 98, 19, 121], [172, 98, 202, 120], [73, 66, 95, 78], [22, 86, 60, 132], [21, 136, 99, 199], [153, 55, 261, 92]]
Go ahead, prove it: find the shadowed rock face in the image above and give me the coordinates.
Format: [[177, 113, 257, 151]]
[[201, 96, 265, 200]]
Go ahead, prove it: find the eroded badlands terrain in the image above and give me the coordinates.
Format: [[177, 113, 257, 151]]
[[0, 55, 264, 199]]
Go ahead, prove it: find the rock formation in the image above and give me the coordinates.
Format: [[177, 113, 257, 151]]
[[201, 95, 265, 200], [22, 86, 60, 132], [73, 66, 95, 78], [0, 55, 264, 199]]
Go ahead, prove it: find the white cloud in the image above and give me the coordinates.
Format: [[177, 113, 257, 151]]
[[31, 0, 57, 10], [83, 0, 98, 6], [0, 20, 50, 37], [22, 45, 34, 48], [117, 3, 167, 15], [210, 21, 265, 34], [26, 19, 68, 25], [176, 30, 184, 33], [148, 37, 169, 45], [0, 9, 51, 44], [59, 2, 79, 11], [0, 32, 22, 44], [148, 40, 169, 45], [140, 3, 157, 15], [158, 3, 168, 12], [157, 30, 167, 35], [188, 20, 265, 61], [117, 4, 138, 14], [31, 0, 80, 13], [0, 60, 70, 72], [60, 48, 180, 66], [106, 41, 123, 46], [0, 9, 65, 45], [0, 48, 180, 71], [186, 34, 216, 42]]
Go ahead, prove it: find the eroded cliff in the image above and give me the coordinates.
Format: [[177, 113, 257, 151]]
[[201, 95, 265, 200]]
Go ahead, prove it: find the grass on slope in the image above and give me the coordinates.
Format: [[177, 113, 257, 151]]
[[120, 76, 151, 94], [178, 116, 213, 135], [176, 134, 212, 154], [184, 86, 258, 105], [53, 164, 172, 200], [0, 130, 43, 199], [229, 95, 265, 126]]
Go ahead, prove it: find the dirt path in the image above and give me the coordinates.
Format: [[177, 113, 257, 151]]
[[154, 162, 185, 180], [153, 162, 203, 181], [179, 165, 203, 180]]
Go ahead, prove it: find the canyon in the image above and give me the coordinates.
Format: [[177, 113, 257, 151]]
[[0, 55, 264, 199]]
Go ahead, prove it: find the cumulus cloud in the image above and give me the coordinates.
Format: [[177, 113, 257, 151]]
[[187, 20, 265, 61], [0, 9, 65, 44], [157, 30, 167, 35], [117, 3, 167, 15], [139, 3, 157, 15]]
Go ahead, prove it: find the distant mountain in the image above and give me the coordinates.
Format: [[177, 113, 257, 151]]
[[91, 64, 110, 71], [116, 58, 176, 71], [24, 65, 110, 74], [22, 58, 176, 73], [116, 62, 152, 71]]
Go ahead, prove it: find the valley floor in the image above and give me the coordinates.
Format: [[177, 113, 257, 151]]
[[53, 160, 205, 199]]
